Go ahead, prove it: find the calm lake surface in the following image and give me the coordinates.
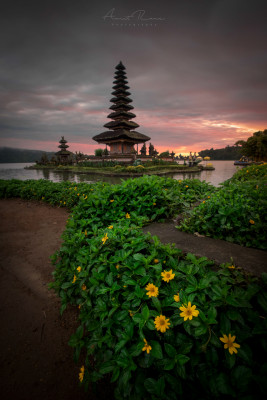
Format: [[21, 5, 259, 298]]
[[0, 161, 242, 187]]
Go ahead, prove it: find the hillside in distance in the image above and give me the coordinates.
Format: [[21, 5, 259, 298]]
[[0, 147, 55, 163], [198, 145, 241, 160]]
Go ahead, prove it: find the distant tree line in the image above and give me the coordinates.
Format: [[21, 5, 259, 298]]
[[198, 145, 241, 160], [235, 129, 267, 161], [0, 147, 55, 163]]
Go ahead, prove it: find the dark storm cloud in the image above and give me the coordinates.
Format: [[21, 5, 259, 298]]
[[0, 0, 266, 152]]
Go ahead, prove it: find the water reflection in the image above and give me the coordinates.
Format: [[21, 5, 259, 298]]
[[0, 161, 241, 187]]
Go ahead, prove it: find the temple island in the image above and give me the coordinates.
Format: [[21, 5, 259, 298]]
[[30, 62, 214, 173]]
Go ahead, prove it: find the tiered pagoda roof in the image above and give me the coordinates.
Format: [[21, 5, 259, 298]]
[[55, 136, 72, 156], [92, 62, 150, 147]]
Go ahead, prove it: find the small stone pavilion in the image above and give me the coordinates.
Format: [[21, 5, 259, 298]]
[[55, 136, 72, 164], [92, 62, 150, 158]]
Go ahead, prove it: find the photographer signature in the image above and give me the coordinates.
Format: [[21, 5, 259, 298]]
[[103, 8, 165, 22]]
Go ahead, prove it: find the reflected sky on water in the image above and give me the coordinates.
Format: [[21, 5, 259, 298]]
[[0, 161, 242, 187]]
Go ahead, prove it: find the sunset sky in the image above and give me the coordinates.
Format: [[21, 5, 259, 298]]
[[0, 0, 266, 155]]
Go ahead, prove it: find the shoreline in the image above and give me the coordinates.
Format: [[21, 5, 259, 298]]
[[25, 165, 215, 177]]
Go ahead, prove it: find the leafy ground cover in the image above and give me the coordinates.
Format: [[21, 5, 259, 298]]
[[177, 164, 267, 250], [1, 174, 267, 399]]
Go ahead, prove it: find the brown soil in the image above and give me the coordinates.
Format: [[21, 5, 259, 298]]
[[0, 199, 103, 400]]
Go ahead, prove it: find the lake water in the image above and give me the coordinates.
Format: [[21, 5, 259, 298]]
[[0, 161, 242, 187]]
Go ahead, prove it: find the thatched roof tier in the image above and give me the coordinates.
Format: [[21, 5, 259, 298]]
[[109, 103, 134, 111], [110, 96, 132, 103], [113, 78, 128, 84], [93, 129, 150, 144], [107, 111, 136, 119], [112, 83, 130, 90], [115, 70, 126, 76], [115, 61, 126, 70], [111, 89, 131, 96], [55, 149, 72, 155], [104, 120, 139, 130]]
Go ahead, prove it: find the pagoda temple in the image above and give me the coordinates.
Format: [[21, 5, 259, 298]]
[[55, 136, 72, 164], [92, 62, 150, 155]]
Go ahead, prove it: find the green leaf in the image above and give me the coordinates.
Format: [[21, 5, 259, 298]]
[[258, 292, 267, 312], [111, 366, 120, 382], [105, 272, 113, 287], [132, 313, 142, 324], [144, 378, 157, 395], [142, 305, 150, 321], [152, 297, 162, 313], [164, 343, 176, 358], [135, 267, 146, 275], [176, 354, 190, 366], [61, 282, 72, 289], [150, 340, 163, 359], [194, 325, 208, 336], [220, 314, 231, 333], [76, 325, 83, 340], [163, 358, 176, 370], [146, 319, 155, 330]]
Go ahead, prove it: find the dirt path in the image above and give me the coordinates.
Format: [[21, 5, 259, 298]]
[[0, 199, 98, 400], [143, 222, 267, 276]]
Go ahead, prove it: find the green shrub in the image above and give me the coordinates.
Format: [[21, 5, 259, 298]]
[[51, 218, 267, 399], [178, 165, 267, 250]]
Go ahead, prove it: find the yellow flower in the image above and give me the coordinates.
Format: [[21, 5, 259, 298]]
[[81, 284, 86, 291], [220, 334, 240, 355], [115, 264, 120, 270], [161, 269, 175, 283], [110, 199, 114, 202], [228, 265, 235, 269], [72, 275, 77, 284], [154, 259, 159, 264], [129, 310, 134, 317], [154, 315, 170, 333], [102, 233, 108, 244], [142, 339, 152, 354], [126, 213, 131, 219], [108, 225, 113, 229], [146, 283, 159, 298], [84, 230, 87, 236], [79, 365, 85, 382], [207, 196, 210, 199], [77, 193, 80, 196], [173, 292, 180, 302], [202, 201, 205, 204], [186, 185, 189, 188], [179, 302, 199, 321], [64, 201, 66, 205], [249, 219, 255, 224], [153, 202, 156, 206], [77, 266, 82, 273], [42, 196, 45, 200]]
